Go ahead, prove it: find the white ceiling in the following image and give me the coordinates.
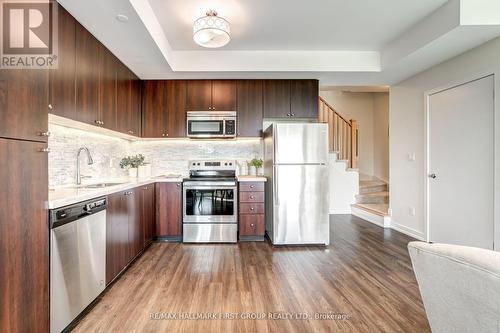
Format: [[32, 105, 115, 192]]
[[150, 0, 447, 51], [58, 0, 500, 86]]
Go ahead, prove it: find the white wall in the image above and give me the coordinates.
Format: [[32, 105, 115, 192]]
[[373, 93, 389, 182], [320, 90, 389, 180], [389, 36, 500, 249]]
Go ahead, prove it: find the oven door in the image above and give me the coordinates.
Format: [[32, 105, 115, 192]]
[[187, 118, 225, 138], [183, 183, 238, 223]]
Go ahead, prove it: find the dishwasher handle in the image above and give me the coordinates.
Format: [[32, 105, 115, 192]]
[[50, 197, 107, 228]]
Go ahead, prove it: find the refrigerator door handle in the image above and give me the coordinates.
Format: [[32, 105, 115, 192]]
[[274, 168, 279, 206]]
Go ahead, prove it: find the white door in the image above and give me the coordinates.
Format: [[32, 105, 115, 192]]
[[428, 75, 494, 249]]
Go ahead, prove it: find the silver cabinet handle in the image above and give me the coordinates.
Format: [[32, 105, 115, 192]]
[[48, 104, 53, 110], [250, 207, 255, 211], [250, 223, 255, 227], [40, 148, 50, 153], [428, 173, 437, 179], [39, 131, 51, 137], [176, 183, 181, 187], [250, 185, 255, 188], [250, 195, 255, 199], [128, 130, 134, 134]]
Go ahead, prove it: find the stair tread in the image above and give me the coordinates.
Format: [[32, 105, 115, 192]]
[[356, 191, 389, 197], [360, 180, 387, 188], [352, 204, 390, 217]]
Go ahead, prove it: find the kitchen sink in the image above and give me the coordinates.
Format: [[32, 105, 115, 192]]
[[82, 182, 126, 188]]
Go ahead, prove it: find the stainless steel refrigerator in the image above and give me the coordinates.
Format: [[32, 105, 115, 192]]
[[264, 123, 330, 245]]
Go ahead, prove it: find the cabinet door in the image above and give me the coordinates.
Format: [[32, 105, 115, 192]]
[[290, 80, 319, 118], [127, 188, 143, 260], [75, 23, 100, 126], [166, 80, 187, 138], [155, 183, 182, 237], [106, 191, 128, 284], [142, 80, 168, 137], [49, 4, 76, 119], [98, 47, 117, 130], [0, 139, 48, 333], [236, 80, 263, 137], [186, 80, 212, 111], [0, 69, 48, 142], [130, 73, 142, 137], [212, 80, 236, 111], [239, 214, 265, 236], [263, 80, 291, 118], [141, 185, 155, 245], [116, 62, 132, 135]]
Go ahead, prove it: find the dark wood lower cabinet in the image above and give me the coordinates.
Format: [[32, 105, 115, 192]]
[[239, 182, 266, 241], [105, 191, 129, 284], [141, 185, 155, 245], [156, 182, 183, 238], [106, 184, 156, 284], [0, 139, 49, 333]]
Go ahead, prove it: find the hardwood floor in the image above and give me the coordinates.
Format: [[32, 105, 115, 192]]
[[72, 215, 430, 333]]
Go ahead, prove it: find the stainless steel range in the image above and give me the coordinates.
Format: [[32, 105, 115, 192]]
[[183, 160, 238, 243]]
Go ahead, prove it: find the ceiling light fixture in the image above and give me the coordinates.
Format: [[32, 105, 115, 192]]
[[193, 10, 230, 48]]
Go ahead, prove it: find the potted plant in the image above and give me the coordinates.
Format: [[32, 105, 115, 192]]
[[248, 158, 263, 176], [120, 154, 145, 178]]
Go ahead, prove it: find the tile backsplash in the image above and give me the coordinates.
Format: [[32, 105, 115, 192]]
[[48, 123, 263, 187]]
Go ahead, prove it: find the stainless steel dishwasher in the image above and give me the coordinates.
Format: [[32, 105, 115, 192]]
[[49, 197, 107, 333]]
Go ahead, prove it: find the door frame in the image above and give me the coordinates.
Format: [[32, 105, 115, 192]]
[[423, 73, 496, 245]]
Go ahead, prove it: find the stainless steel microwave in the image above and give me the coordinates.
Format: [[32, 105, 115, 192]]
[[186, 111, 237, 138]]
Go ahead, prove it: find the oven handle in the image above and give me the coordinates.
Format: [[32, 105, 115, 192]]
[[184, 185, 237, 190], [184, 182, 237, 187]]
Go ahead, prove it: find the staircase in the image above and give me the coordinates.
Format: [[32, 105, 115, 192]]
[[351, 178, 391, 228]]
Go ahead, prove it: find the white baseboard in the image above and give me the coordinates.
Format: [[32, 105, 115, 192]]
[[351, 206, 390, 228], [331, 206, 352, 214], [390, 221, 426, 241]]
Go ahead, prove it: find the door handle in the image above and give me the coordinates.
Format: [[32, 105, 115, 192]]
[[428, 173, 437, 179]]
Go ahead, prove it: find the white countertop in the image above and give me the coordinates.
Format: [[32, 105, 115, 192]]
[[48, 176, 183, 209], [237, 176, 267, 182]]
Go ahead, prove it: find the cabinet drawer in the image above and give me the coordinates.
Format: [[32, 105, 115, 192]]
[[239, 214, 265, 236], [239, 203, 264, 215], [240, 191, 264, 203], [239, 182, 264, 192]]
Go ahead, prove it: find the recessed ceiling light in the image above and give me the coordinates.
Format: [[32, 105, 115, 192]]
[[193, 10, 230, 48], [116, 14, 129, 23]]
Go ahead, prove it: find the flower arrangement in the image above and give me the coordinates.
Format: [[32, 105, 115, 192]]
[[119, 154, 145, 169]]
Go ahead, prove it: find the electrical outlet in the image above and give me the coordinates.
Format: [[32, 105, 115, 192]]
[[407, 153, 416, 161], [408, 207, 416, 216]]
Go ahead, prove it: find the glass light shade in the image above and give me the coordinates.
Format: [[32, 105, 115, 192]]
[[193, 11, 230, 48]]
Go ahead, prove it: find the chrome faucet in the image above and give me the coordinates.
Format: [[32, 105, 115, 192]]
[[76, 147, 94, 185]]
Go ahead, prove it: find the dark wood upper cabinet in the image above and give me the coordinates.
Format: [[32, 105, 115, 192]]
[[263, 80, 291, 118], [187, 80, 236, 111], [142, 80, 168, 138], [75, 23, 100, 126], [212, 80, 236, 111], [99, 47, 117, 130], [290, 79, 319, 118], [0, 69, 48, 142], [187, 80, 212, 111], [130, 74, 142, 137], [236, 80, 263, 137], [141, 185, 155, 246], [0, 139, 49, 333], [156, 182, 182, 237], [49, 4, 76, 119], [166, 80, 187, 137]]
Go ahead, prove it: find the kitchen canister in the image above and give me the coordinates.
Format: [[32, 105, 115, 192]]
[[138, 164, 152, 179]]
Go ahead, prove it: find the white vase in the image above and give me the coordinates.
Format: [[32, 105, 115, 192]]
[[249, 166, 257, 176], [138, 164, 151, 179], [257, 167, 264, 176], [128, 168, 138, 178]]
